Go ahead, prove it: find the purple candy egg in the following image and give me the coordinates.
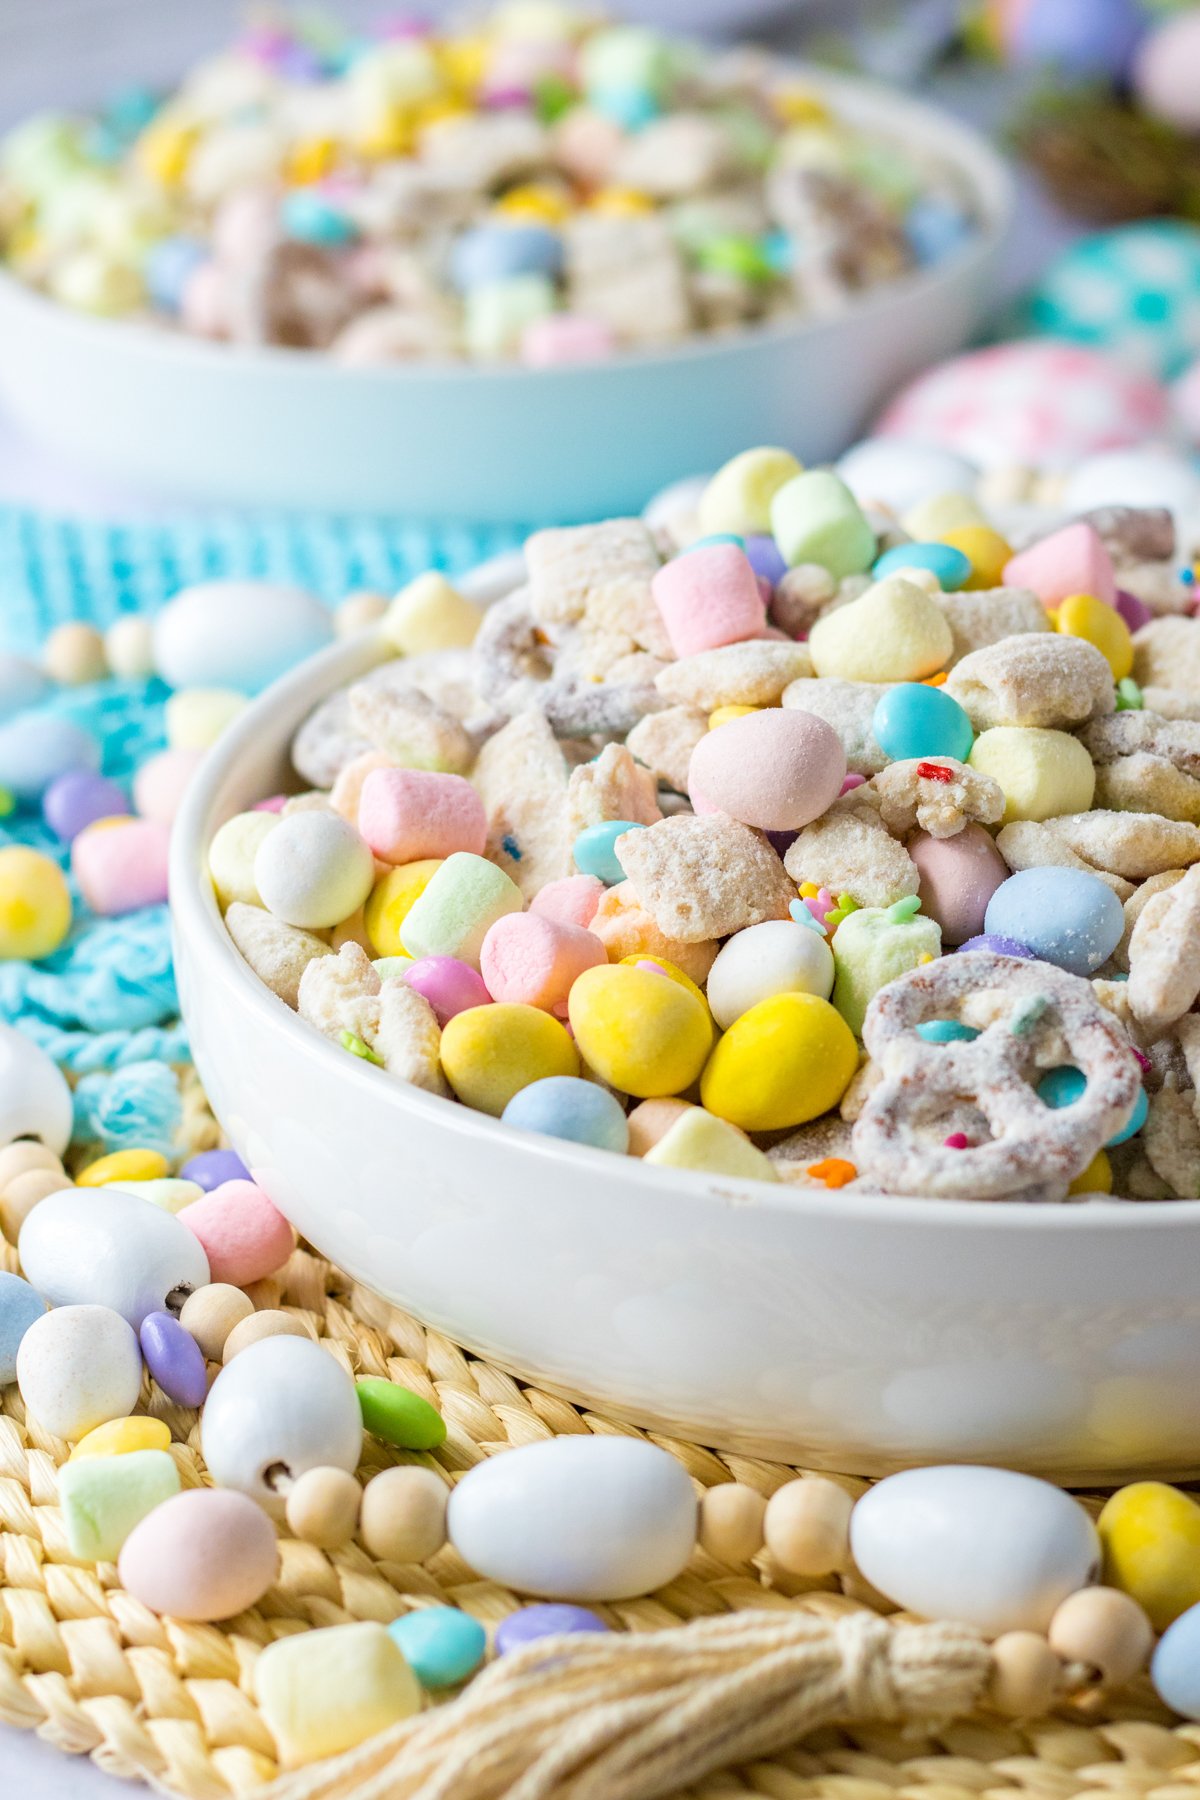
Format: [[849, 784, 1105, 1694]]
[[42, 769, 129, 841], [957, 934, 1037, 958], [403, 955, 492, 1025], [494, 1604, 610, 1654], [1116, 588, 1154, 634], [180, 1147, 250, 1192], [140, 1310, 209, 1407], [743, 534, 787, 587]]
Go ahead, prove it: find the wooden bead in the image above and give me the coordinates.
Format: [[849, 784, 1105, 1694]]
[[0, 1168, 69, 1239], [222, 1308, 309, 1362], [44, 623, 107, 686], [0, 1141, 63, 1187], [1048, 1586, 1153, 1689], [763, 1478, 854, 1577], [988, 1632, 1063, 1718], [698, 1483, 766, 1565], [179, 1283, 255, 1361], [359, 1466, 448, 1564], [104, 616, 156, 679], [286, 1465, 362, 1549]]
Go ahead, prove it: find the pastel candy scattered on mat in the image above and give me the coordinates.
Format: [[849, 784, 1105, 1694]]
[[1135, 9, 1200, 132], [984, 867, 1124, 976], [769, 469, 876, 576], [651, 544, 766, 659], [1023, 220, 1200, 381], [480, 911, 605, 1010], [358, 768, 487, 865], [386, 1606, 487, 1689], [356, 1376, 447, 1452], [400, 852, 524, 969], [0, 1021, 73, 1153], [164, 687, 248, 750], [179, 1179, 294, 1286], [16, 1303, 143, 1441], [0, 846, 72, 959], [19, 1186, 210, 1327], [42, 768, 129, 841], [402, 955, 491, 1024], [1003, 521, 1116, 609], [139, 1310, 210, 1407], [179, 1147, 250, 1191], [0, 651, 49, 722], [1153, 1602, 1200, 1718], [0, 711, 101, 806], [58, 1447, 181, 1562], [528, 874, 604, 929], [909, 825, 1009, 947], [118, 1487, 279, 1620], [1100, 1482, 1200, 1631], [152, 580, 333, 693], [255, 1621, 421, 1767], [70, 1416, 172, 1459], [0, 1271, 44, 1384], [1007, 0, 1145, 80], [687, 709, 845, 833], [132, 747, 205, 825], [72, 817, 171, 915], [495, 1603, 611, 1653], [501, 1075, 630, 1152]]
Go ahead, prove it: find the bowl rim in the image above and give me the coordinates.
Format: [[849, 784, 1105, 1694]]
[[170, 589, 1199, 1238], [0, 56, 1016, 387]]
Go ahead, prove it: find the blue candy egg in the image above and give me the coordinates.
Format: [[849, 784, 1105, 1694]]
[[386, 1606, 486, 1690], [502, 1076, 630, 1153], [0, 1271, 45, 1385], [589, 86, 661, 130], [572, 820, 645, 886], [983, 868, 1124, 977], [1024, 221, 1200, 382], [146, 236, 207, 312], [1153, 1600, 1200, 1719], [1038, 1064, 1147, 1145], [872, 684, 974, 764], [1011, 0, 1146, 82], [872, 541, 972, 591], [687, 533, 745, 552], [281, 190, 357, 247], [0, 712, 101, 808], [450, 224, 564, 293], [905, 196, 973, 268]]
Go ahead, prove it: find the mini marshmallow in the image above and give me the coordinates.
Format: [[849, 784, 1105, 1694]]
[[645, 1106, 777, 1181], [530, 874, 606, 929], [769, 470, 876, 577], [651, 543, 765, 659], [208, 811, 279, 910], [697, 447, 803, 537], [381, 573, 484, 656], [73, 818, 171, 916], [480, 910, 606, 1010], [400, 851, 524, 969], [358, 768, 487, 865], [808, 577, 953, 683], [1003, 521, 1117, 610], [969, 726, 1096, 824]]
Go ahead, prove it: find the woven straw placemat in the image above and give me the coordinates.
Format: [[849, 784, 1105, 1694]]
[[1, 1076, 1198, 1800]]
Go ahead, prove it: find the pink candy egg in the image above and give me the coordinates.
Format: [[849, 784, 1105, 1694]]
[[118, 1487, 279, 1621], [358, 768, 487, 865], [651, 544, 767, 660], [909, 824, 1010, 946], [403, 955, 492, 1025], [133, 747, 205, 825], [72, 817, 170, 915], [521, 314, 616, 367], [686, 709, 846, 833], [529, 874, 605, 930], [479, 911, 606, 1012], [179, 1178, 295, 1287]]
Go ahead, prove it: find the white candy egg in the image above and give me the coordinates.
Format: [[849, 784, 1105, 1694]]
[[446, 1436, 698, 1601], [706, 920, 835, 1030], [850, 1465, 1100, 1636], [19, 1187, 210, 1326], [837, 437, 978, 516], [201, 1334, 363, 1514], [152, 580, 333, 694], [0, 1024, 74, 1155], [1061, 448, 1200, 524], [17, 1303, 143, 1440], [254, 809, 376, 929]]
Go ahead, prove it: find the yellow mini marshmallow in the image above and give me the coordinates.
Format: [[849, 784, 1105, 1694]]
[[700, 991, 858, 1132], [645, 1108, 777, 1181], [969, 726, 1095, 823], [939, 524, 1014, 591], [902, 490, 988, 541], [165, 687, 248, 751], [1056, 592, 1134, 680], [255, 1621, 421, 1768], [441, 1002, 578, 1115], [70, 1416, 173, 1460], [698, 447, 804, 537], [569, 962, 712, 1098], [364, 859, 443, 956], [208, 811, 279, 910], [808, 577, 953, 683], [0, 847, 72, 961], [708, 704, 760, 729], [118, 1178, 204, 1213], [382, 572, 484, 655], [77, 1148, 170, 1188]]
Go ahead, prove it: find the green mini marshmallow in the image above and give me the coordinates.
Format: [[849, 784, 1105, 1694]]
[[399, 852, 523, 970], [58, 1449, 181, 1563], [830, 900, 943, 1038], [770, 469, 877, 578]]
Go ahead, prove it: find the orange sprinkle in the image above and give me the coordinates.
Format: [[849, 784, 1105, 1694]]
[[806, 1157, 857, 1189], [921, 671, 948, 687]]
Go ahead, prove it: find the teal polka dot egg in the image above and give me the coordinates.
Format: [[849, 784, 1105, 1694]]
[[1024, 222, 1200, 382]]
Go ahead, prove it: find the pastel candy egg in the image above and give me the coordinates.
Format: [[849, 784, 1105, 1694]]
[[909, 825, 1009, 946], [202, 1335, 363, 1513], [358, 768, 487, 865], [1056, 592, 1133, 681], [441, 1002, 579, 1115], [254, 811, 375, 930], [495, 1604, 610, 1653], [152, 580, 333, 694], [808, 578, 953, 683], [136, 1309, 206, 1408], [118, 1487, 279, 1621], [1024, 220, 1200, 383], [697, 447, 804, 537], [1061, 445, 1200, 520], [1009, 0, 1144, 80], [0, 651, 50, 722], [387, 1606, 486, 1690], [399, 852, 524, 970], [178, 1178, 294, 1286], [0, 711, 100, 806], [529, 873, 604, 930], [356, 1376, 446, 1451], [872, 684, 973, 764], [1003, 521, 1116, 610], [1100, 1483, 1200, 1632], [1153, 1601, 1200, 1719], [450, 222, 564, 290], [72, 817, 171, 916], [70, 1416, 172, 1460], [1038, 1064, 1146, 1147], [481, 910, 605, 1011], [851, 1466, 1099, 1635], [938, 524, 1014, 591], [644, 1106, 776, 1182], [180, 1147, 249, 1192], [132, 747, 205, 825], [0, 1271, 45, 1383], [465, 274, 556, 359], [984, 868, 1124, 976], [502, 1075, 630, 1152], [568, 963, 711, 1099], [255, 1621, 421, 1767], [208, 810, 278, 909], [164, 687, 248, 750], [651, 544, 766, 660], [831, 900, 943, 1038], [365, 858, 443, 956], [402, 955, 491, 1024], [19, 1186, 210, 1326], [573, 820, 646, 884], [836, 437, 978, 516], [0, 846, 72, 959], [872, 542, 971, 591], [17, 1304, 143, 1441], [1135, 10, 1200, 133], [42, 769, 129, 841], [968, 727, 1095, 823], [706, 919, 834, 1029], [700, 991, 857, 1131], [58, 1448, 181, 1561], [0, 1022, 73, 1153], [686, 709, 845, 833], [381, 573, 483, 656], [446, 1436, 697, 1601]]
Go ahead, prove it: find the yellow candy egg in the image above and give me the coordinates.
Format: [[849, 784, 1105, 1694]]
[[364, 859, 443, 956], [968, 726, 1095, 823], [77, 1148, 170, 1187], [902, 491, 988, 542], [287, 137, 338, 185], [1068, 1148, 1112, 1196], [588, 187, 655, 217], [70, 1416, 172, 1459], [938, 524, 1014, 591], [700, 991, 857, 1131], [493, 183, 571, 225], [1056, 592, 1134, 681], [136, 120, 196, 187], [441, 1002, 578, 1115], [568, 963, 712, 1098], [1098, 1482, 1200, 1631], [616, 954, 711, 1019], [0, 846, 72, 960]]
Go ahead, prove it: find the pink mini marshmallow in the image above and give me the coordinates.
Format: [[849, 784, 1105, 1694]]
[[331, 750, 393, 825], [521, 313, 616, 367], [358, 768, 487, 864], [179, 1179, 295, 1286], [529, 874, 605, 929], [480, 911, 606, 1011], [651, 544, 767, 659], [1003, 521, 1116, 609], [72, 818, 170, 915]]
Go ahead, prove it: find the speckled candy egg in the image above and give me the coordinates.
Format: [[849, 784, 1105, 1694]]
[[0, 1022, 73, 1154], [984, 867, 1124, 976], [152, 580, 333, 694], [17, 1303, 143, 1441], [201, 1334, 363, 1513], [1134, 9, 1200, 134], [876, 340, 1169, 468], [686, 709, 846, 831], [1023, 222, 1200, 382], [909, 825, 1009, 947], [18, 1186, 210, 1326], [118, 1487, 279, 1620]]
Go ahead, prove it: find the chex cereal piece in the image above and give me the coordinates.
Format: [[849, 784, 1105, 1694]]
[[995, 821, 1135, 902], [420, 111, 549, 188], [563, 213, 691, 343], [945, 634, 1114, 732], [298, 942, 380, 1043], [614, 811, 795, 942], [349, 682, 473, 774], [1143, 1084, 1200, 1199], [564, 744, 661, 839], [784, 791, 918, 909], [473, 589, 556, 718], [1135, 617, 1200, 694], [871, 756, 1004, 840], [471, 709, 572, 900], [1081, 712, 1200, 824], [1078, 505, 1175, 566], [1128, 865, 1200, 1037], [655, 641, 812, 710], [589, 881, 718, 985], [781, 676, 890, 776], [525, 517, 661, 631], [374, 979, 450, 1097], [612, 114, 734, 198], [1051, 809, 1200, 880], [934, 586, 1051, 664], [1115, 869, 1186, 970], [1121, 562, 1195, 617], [767, 1115, 861, 1188], [1141, 687, 1200, 721], [625, 706, 709, 793], [225, 902, 332, 1010]]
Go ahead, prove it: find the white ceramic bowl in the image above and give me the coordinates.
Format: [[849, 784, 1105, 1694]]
[[171, 565, 1200, 1485], [0, 67, 1013, 520]]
